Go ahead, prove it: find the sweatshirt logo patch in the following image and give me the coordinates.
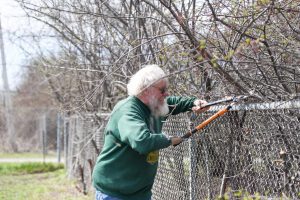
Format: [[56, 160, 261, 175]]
[[146, 150, 159, 164]]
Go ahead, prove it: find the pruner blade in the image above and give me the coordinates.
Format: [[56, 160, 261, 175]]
[[232, 95, 249, 103], [203, 95, 249, 108]]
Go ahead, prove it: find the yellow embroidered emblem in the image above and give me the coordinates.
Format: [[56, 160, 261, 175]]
[[146, 150, 159, 164]]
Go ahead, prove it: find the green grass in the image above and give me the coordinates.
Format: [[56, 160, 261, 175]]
[[0, 163, 93, 200], [0, 162, 64, 175]]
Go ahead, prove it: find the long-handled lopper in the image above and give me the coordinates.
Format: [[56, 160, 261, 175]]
[[174, 95, 248, 146]]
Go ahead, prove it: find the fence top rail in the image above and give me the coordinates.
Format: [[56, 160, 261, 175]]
[[64, 100, 300, 118], [209, 99, 300, 111]]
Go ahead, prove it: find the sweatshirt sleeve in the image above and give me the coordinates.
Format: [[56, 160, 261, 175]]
[[166, 96, 197, 115], [117, 111, 171, 155]]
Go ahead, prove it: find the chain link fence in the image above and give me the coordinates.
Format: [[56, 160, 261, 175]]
[[62, 100, 300, 199], [60, 113, 109, 194]]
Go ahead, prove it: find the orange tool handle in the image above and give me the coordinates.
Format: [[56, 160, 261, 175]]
[[180, 105, 232, 140], [195, 106, 229, 130]]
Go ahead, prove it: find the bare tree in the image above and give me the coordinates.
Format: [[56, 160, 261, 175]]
[[10, 0, 300, 195], [14, 0, 299, 114]]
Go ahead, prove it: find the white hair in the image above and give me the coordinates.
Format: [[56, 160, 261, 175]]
[[127, 64, 168, 96]]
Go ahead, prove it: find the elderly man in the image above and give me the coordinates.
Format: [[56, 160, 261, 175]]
[[92, 64, 208, 200]]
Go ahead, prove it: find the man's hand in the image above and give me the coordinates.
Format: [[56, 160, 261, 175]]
[[192, 99, 210, 114], [171, 137, 183, 146]]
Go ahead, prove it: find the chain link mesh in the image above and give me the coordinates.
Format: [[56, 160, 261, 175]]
[[64, 114, 109, 192], [64, 103, 300, 199], [153, 108, 300, 199]]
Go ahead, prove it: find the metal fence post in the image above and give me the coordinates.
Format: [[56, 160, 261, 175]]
[[56, 113, 61, 163], [204, 137, 212, 200], [39, 115, 43, 161], [189, 138, 197, 200], [189, 114, 197, 200], [41, 113, 47, 163], [64, 114, 69, 168], [68, 117, 75, 178]]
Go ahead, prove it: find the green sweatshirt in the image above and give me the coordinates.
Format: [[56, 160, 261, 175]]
[[92, 96, 196, 200]]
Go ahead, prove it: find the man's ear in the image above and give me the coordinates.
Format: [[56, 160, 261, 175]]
[[138, 88, 149, 99], [138, 87, 153, 104], [142, 87, 151, 95]]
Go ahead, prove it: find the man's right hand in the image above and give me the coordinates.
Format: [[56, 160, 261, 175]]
[[171, 137, 183, 146]]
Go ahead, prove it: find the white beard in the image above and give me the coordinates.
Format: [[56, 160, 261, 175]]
[[148, 96, 169, 117]]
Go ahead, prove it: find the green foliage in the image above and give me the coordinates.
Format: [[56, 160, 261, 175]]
[[158, 54, 166, 61], [211, 58, 218, 68], [197, 56, 204, 62], [233, 190, 243, 197], [217, 193, 230, 200], [255, 192, 261, 200], [258, 0, 270, 6], [224, 50, 235, 61], [218, 189, 266, 200], [245, 38, 251, 45], [0, 162, 64, 175], [179, 52, 189, 57], [199, 40, 206, 50]]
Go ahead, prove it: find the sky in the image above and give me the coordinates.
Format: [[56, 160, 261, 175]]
[[0, 0, 56, 91], [0, 0, 28, 90]]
